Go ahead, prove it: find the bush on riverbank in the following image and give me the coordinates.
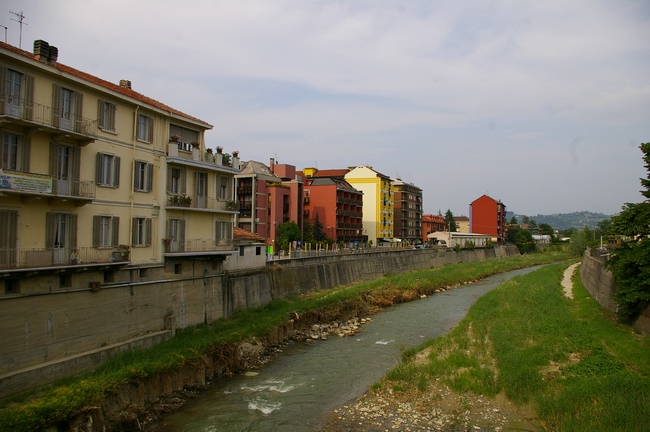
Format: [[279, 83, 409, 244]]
[[383, 262, 650, 431], [0, 251, 570, 431]]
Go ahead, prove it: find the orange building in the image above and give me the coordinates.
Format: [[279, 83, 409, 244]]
[[469, 194, 507, 244], [235, 158, 303, 246], [301, 168, 365, 244], [421, 214, 446, 244]]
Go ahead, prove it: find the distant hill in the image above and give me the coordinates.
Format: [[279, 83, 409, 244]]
[[505, 211, 614, 231]]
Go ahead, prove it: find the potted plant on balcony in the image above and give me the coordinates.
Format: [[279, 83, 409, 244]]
[[181, 195, 192, 207], [170, 134, 180, 142]]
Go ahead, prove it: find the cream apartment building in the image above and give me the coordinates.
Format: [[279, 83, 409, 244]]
[[1, 39, 240, 292]]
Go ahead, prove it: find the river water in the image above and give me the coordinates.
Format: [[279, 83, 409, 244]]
[[162, 266, 542, 431]]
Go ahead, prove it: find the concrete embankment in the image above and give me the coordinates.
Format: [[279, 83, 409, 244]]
[[580, 250, 650, 336], [0, 246, 518, 401]]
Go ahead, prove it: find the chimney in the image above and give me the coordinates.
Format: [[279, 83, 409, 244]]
[[33, 40, 50, 61], [269, 158, 275, 173], [48, 45, 58, 63], [119, 79, 132, 90]]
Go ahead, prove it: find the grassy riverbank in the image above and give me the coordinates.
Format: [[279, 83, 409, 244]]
[[380, 262, 650, 431], [0, 251, 569, 431]]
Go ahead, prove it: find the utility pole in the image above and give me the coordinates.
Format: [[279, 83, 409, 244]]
[[10, 10, 26, 49]]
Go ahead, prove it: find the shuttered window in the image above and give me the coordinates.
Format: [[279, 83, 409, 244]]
[[93, 215, 119, 248], [95, 152, 120, 187], [134, 160, 153, 192], [136, 113, 153, 143], [97, 99, 116, 132], [131, 217, 152, 247], [1, 132, 30, 171]]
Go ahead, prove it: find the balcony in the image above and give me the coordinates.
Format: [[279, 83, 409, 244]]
[[163, 238, 235, 256], [166, 196, 238, 213], [0, 246, 129, 271], [0, 169, 95, 205], [0, 97, 98, 146]]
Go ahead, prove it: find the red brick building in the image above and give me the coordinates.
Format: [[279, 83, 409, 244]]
[[421, 214, 446, 244], [301, 168, 365, 244], [469, 194, 507, 244], [235, 158, 303, 246]]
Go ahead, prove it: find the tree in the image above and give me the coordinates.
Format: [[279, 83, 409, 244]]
[[509, 215, 518, 225], [506, 225, 535, 254], [444, 209, 457, 232], [276, 221, 301, 251], [303, 219, 314, 245], [607, 143, 650, 317], [312, 213, 327, 242]]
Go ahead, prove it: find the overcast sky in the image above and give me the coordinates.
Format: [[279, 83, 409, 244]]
[[3, 1, 648, 216]]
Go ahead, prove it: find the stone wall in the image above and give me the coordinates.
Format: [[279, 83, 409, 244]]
[[580, 250, 650, 336], [0, 246, 519, 399]]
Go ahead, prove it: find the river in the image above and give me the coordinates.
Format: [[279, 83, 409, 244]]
[[161, 266, 542, 431]]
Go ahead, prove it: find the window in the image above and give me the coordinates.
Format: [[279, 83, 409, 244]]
[[0, 210, 18, 268], [95, 153, 120, 187], [196, 172, 207, 208], [134, 160, 153, 192], [167, 166, 186, 194], [169, 124, 198, 146], [131, 217, 152, 247], [136, 113, 153, 142], [218, 175, 230, 199], [98, 99, 116, 132], [1, 132, 30, 171], [4, 279, 19, 295], [93, 215, 119, 248], [239, 246, 245, 256], [59, 274, 72, 288], [52, 85, 82, 132], [216, 220, 232, 244], [174, 263, 182, 274]]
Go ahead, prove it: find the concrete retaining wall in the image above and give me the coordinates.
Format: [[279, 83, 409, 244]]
[[580, 250, 650, 337], [0, 246, 519, 399]]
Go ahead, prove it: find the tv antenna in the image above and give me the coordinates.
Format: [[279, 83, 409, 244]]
[[10, 10, 26, 49]]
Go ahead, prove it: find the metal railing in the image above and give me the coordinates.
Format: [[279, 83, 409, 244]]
[[1, 169, 96, 199], [163, 238, 235, 254], [167, 196, 238, 212], [0, 246, 126, 270], [0, 96, 98, 138]]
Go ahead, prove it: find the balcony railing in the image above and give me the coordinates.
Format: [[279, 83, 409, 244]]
[[167, 196, 237, 212], [0, 246, 128, 270], [0, 97, 98, 140], [163, 238, 235, 254], [1, 170, 96, 200]]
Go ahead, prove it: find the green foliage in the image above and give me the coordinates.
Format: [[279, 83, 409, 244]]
[[312, 213, 327, 242], [302, 219, 314, 244], [444, 209, 457, 232], [506, 225, 535, 253], [607, 143, 650, 317], [276, 221, 301, 251], [381, 263, 650, 431]]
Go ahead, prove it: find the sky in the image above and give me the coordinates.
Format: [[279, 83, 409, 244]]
[[2, 1, 649, 217]]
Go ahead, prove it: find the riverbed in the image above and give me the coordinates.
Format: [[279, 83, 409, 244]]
[[161, 266, 542, 431]]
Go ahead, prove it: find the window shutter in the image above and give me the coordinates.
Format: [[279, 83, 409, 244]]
[[112, 216, 119, 246], [131, 217, 137, 246], [147, 116, 153, 142], [97, 99, 105, 129], [145, 218, 152, 246], [45, 213, 56, 249], [93, 215, 101, 248], [0, 133, 4, 167], [96, 153, 103, 184], [0, 67, 5, 115], [167, 165, 172, 192], [114, 156, 120, 187], [21, 137, 30, 171], [179, 219, 186, 245], [24, 75, 35, 120], [49, 142, 58, 183], [71, 147, 81, 195], [181, 168, 186, 194], [74, 92, 83, 133], [52, 84, 61, 128], [70, 214, 78, 249], [146, 163, 153, 192]]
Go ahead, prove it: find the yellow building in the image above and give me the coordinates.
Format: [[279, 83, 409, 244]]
[[0, 39, 238, 294], [345, 165, 394, 245]]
